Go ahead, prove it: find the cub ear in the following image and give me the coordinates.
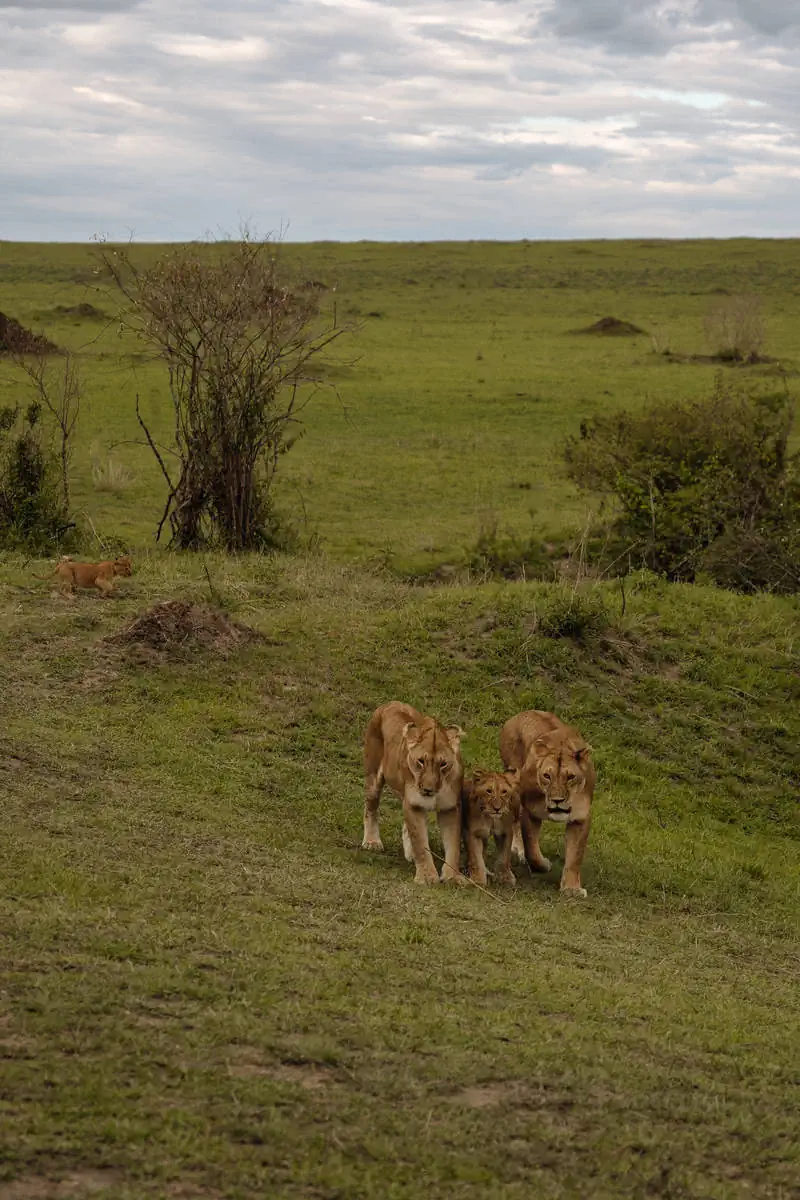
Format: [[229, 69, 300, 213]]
[[505, 767, 521, 785], [534, 736, 548, 751], [445, 725, 465, 751], [471, 768, 488, 784]]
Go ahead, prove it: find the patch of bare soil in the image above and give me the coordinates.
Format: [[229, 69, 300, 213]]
[[0, 313, 58, 355], [571, 316, 646, 337], [225, 1046, 336, 1089], [449, 1082, 528, 1109], [0, 1169, 121, 1199], [105, 600, 259, 660]]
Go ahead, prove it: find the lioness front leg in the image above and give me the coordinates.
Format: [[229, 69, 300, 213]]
[[493, 829, 516, 886], [403, 801, 439, 885], [520, 809, 552, 873], [465, 830, 488, 887], [95, 575, 114, 597], [362, 767, 384, 851], [561, 816, 590, 898], [436, 805, 463, 883]]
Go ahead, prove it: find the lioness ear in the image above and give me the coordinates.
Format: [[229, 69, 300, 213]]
[[402, 721, 420, 747], [506, 767, 521, 784], [575, 744, 592, 761], [445, 725, 465, 751], [534, 736, 548, 750]]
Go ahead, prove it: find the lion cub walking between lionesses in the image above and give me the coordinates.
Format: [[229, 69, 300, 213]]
[[37, 555, 132, 597], [499, 710, 595, 898], [461, 768, 521, 888], [362, 701, 465, 885]]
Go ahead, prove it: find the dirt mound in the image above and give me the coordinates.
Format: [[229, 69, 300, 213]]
[[0, 312, 58, 355], [572, 316, 646, 337], [52, 302, 106, 319], [107, 600, 258, 659]]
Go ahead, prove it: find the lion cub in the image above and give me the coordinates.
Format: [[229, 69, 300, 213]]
[[461, 768, 521, 887], [38, 555, 132, 597]]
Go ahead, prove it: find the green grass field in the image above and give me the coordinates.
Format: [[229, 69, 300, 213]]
[[1, 240, 799, 1199], [2, 238, 799, 563]]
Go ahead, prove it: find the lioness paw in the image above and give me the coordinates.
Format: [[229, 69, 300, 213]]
[[560, 885, 588, 900], [528, 856, 552, 874], [361, 837, 384, 852], [414, 870, 440, 886], [494, 869, 516, 886]]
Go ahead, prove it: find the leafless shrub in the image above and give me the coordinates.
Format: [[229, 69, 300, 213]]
[[704, 294, 766, 362], [91, 455, 134, 493], [649, 324, 671, 355], [98, 232, 355, 551], [12, 350, 81, 509]]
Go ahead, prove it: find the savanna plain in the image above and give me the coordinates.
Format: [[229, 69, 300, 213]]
[[0, 239, 799, 1199]]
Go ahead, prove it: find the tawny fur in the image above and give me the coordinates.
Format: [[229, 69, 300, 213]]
[[461, 768, 520, 887], [362, 701, 465, 885], [36, 555, 132, 596], [499, 710, 595, 897]]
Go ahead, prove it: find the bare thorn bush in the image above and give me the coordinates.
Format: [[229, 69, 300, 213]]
[[98, 231, 355, 551], [704, 294, 766, 363], [91, 455, 134, 494], [649, 324, 671, 355]]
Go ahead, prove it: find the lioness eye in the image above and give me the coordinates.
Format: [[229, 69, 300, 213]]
[[439, 759, 450, 773], [542, 771, 552, 782], [416, 758, 425, 769]]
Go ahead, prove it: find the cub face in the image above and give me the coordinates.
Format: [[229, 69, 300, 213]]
[[113, 556, 133, 577], [403, 719, 464, 801], [468, 768, 520, 824]]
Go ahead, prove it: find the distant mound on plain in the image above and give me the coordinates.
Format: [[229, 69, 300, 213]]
[[571, 316, 646, 337]]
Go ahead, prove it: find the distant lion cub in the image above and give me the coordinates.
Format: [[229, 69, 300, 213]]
[[37, 555, 132, 597], [461, 768, 521, 887]]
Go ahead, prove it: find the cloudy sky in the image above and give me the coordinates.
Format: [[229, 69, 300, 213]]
[[1, 0, 799, 241]]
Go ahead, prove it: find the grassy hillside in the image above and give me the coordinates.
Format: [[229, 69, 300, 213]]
[[1, 552, 798, 1198], [1, 239, 799, 565], [1, 240, 799, 1197]]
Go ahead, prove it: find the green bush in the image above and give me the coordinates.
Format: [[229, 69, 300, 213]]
[[564, 378, 800, 593], [0, 403, 78, 551], [536, 586, 611, 642], [466, 520, 556, 581]]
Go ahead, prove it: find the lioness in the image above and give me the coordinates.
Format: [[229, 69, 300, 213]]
[[499, 710, 595, 898], [362, 701, 465, 885], [37, 555, 132, 597], [461, 768, 520, 887]]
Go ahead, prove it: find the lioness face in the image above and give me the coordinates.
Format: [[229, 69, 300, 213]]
[[403, 719, 463, 804], [114, 556, 133, 577], [472, 769, 520, 820], [535, 739, 590, 822]]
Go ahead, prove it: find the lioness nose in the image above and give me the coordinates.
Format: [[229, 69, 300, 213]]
[[421, 787, 435, 797]]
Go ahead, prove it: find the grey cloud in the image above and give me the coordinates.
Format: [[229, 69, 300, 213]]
[[695, 1, 800, 37], [0, 0, 799, 240], [539, 0, 800, 51], [0, 1, 142, 9]]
